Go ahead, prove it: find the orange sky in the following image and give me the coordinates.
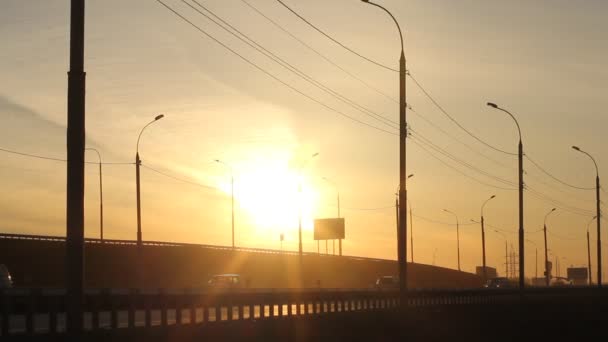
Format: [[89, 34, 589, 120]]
[[1, 0, 607, 278]]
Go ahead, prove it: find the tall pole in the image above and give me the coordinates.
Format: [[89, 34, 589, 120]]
[[338, 192, 342, 256], [136, 152, 142, 246], [572, 146, 601, 287], [215, 160, 235, 248], [443, 209, 460, 271], [66, 0, 86, 335], [410, 203, 414, 263], [487, 102, 524, 290], [135, 114, 165, 247], [543, 208, 555, 286], [86, 148, 103, 241], [480, 195, 496, 283], [495, 230, 508, 278], [362, 0, 407, 304], [298, 153, 318, 257], [587, 216, 596, 285], [231, 175, 235, 248], [323, 177, 341, 256]]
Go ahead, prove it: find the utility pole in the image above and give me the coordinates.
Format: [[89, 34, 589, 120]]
[[86, 148, 103, 241], [572, 146, 601, 287], [544, 208, 556, 286], [480, 195, 496, 283], [587, 216, 596, 285], [66, 0, 86, 336]]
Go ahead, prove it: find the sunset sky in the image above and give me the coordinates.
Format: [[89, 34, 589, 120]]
[[1, 0, 607, 277]]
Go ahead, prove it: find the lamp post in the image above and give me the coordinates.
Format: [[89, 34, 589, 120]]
[[443, 209, 461, 271], [135, 114, 164, 247], [526, 239, 538, 281], [543, 208, 556, 286], [494, 230, 508, 278], [480, 195, 496, 283], [215, 159, 235, 249], [85, 148, 103, 241], [487, 102, 524, 290], [323, 176, 341, 255], [586, 216, 597, 285], [362, 0, 408, 305], [572, 146, 602, 287], [407, 174, 414, 263], [66, 0, 86, 334], [298, 153, 319, 256]]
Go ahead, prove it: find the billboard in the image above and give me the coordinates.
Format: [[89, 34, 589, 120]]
[[567, 267, 588, 284], [314, 218, 345, 240]]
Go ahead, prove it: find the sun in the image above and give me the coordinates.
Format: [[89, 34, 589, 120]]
[[214, 148, 320, 243]]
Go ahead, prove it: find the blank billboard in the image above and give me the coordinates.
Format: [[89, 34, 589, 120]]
[[314, 218, 345, 240]]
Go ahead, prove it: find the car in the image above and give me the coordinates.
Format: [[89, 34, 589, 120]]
[[207, 274, 242, 289], [550, 277, 573, 287], [375, 276, 398, 289], [484, 277, 514, 289], [0, 264, 13, 289]]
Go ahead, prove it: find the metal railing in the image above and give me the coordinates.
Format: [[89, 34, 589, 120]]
[[0, 233, 388, 262], [2, 287, 605, 336]]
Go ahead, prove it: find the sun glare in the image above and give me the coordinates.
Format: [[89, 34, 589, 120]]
[[214, 149, 320, 242]]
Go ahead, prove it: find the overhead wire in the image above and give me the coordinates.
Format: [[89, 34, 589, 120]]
[[240, 0, 397, 102], [525, 154, 594, 190], [187, 0, 398, 130], [275, 0, 399, 72], [141, 163, 219, 191], [155, 0, 398, 136], [408, 106, 512, 170], [409, 137, 517, 191], [408, 72, 517, 156], [410, 129, 516, 187], [0, 146, 133, 165]]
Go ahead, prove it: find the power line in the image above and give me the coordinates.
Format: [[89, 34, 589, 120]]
[[408, 72, 517, 156], [156, 0, 398, 137], [0, 147, 133, 165], [141, 163, 219, 191], [526, 186, 594, 217], [411, 129, 516, 187], [412, 213, 476, 227], [409, 106, 512, 170], [410, 137, 517, 191], [186, 0, 398, 130], [547, 230, 584, 241], [525, 154, 594, 190], [275, 0, 399, 72], [240, 0, 397, 103]]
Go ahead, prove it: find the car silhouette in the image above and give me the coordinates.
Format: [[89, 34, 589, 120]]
[[375, 276, 398, 289], [484, 277, 514, 289], [207, 274, 242, 289], [0, 264, 13, 289]]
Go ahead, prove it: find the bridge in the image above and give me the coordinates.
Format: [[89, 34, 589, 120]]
[[2, 286, 607, 340]]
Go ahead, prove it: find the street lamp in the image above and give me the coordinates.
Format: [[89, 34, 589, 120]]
[[572, 145, 602, 287], [85, 148, 103, 241], [526, 239, 538, 282], [323, 176, 341, 255], [135, 114, 164, 246], [487, 102, 525, 290], [395, 173, 414, 262], [406, 174, 414, 263], [543, 208, 556, 286], [215, 159, 235, 249], [480, 195, 496, 283], [586, 216, 597, 285], [298, 152, 319, 257], [443, 209, 461, 271], [494, 230, 509, 278], [362, 0, 408, 304]]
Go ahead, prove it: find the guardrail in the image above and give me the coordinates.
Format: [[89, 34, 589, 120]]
[[2, 287, 605, 337], [0, 233, 388, 262]]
